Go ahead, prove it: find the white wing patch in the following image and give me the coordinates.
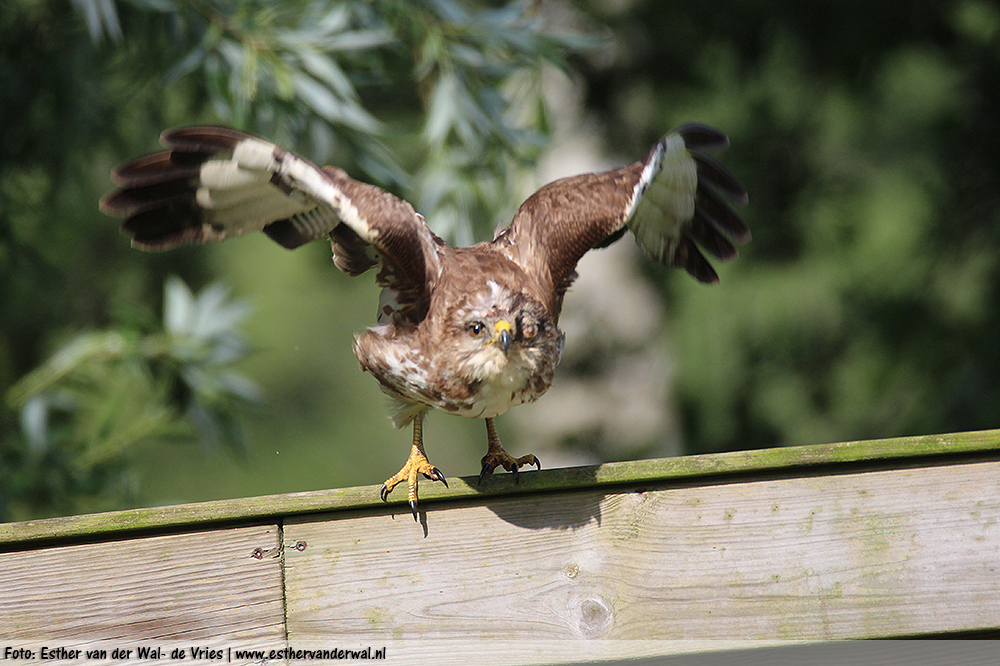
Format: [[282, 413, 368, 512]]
[[624, 140, 664, 222], [286, 206, 343, 238], [231, 137, 279, 170], [199, 160, 268, 190], [625, 131, 699, 263], [225, 136, 380, 245], [196, 156, 308, 233], [282, 155, 377, 242]]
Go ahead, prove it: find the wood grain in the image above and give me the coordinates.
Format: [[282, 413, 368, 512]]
[[1, 524, 285, 641], [282, 460, 1000, 642], [3, 428, 998, 547], [0, 432, 998, 664]]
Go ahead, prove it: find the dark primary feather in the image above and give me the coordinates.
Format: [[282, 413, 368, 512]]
[[690, 150, 748, 206], [100, 125, 444, 324], [696, 181, 751, 243], [161, 125, 249, 154], [673, 123, 730, 150]]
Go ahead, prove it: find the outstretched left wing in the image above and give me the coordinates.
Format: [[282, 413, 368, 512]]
[[500, 123, 749, 296], [100, 126, 444, 322]]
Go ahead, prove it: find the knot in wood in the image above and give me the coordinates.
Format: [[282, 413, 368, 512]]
[[572, 595, 613, 637]]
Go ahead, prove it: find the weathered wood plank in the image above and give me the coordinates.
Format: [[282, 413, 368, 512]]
[[0, 524, 285, 642], [282, 460, 1000, 649], [2, 429, 998, 547], [0, 430, 997, 664]]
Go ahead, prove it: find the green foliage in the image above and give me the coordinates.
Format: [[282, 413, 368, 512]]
[[0, 0, 589, 518], [3, 0, 999, 519], [95, 0, 585, 230], [577, 0, 1000, 452], [3, 277, 257, 520]]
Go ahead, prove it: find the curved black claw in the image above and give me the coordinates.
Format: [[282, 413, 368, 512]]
[[424, 467, 448, 487], [479, 455, 541, 485], [379, 483, 390, 502], [511, 456, 541, 483], [410, 500, 418, 522], [478, 462, 492, 486]]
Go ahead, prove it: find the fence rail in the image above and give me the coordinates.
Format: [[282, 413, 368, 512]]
[[2, 430, 999, 663]]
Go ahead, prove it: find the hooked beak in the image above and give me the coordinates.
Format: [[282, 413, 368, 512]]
[[494, 320, 513, 354]]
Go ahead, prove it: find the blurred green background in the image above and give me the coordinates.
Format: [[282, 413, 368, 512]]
[[2, 0, 999, 521]]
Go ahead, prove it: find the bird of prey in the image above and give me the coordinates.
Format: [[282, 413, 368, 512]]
[[100, 124, 749, 520]]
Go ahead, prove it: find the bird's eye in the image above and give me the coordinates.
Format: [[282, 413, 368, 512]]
[[467, 322, 485, 336], [518, 316, 538, 340]]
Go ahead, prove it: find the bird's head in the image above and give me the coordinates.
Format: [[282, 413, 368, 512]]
[[446, 281, 560, 383]]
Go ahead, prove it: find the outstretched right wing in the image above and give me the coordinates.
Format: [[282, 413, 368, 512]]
[[500, 124, 749, 300], [100, 126, 443, 322]]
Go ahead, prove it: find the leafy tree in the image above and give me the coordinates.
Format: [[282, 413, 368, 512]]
[[572, 0, 1000, 452], [5, 0, 999, 520], [0, 0, 587, 519], [3, 277, 258, 519]]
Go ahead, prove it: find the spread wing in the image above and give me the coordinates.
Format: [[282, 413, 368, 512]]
[[100, 126, 442, 323], [499, 124, 749, 296]]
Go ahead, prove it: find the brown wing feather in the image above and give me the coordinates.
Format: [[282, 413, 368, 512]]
[[500, 124, 749, 303], [497, 166, 640, 302], [100, 125, 442, 324]]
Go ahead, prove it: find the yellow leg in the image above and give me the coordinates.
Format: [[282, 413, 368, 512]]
[[479, 417, 541, 485], [380, 412, 447, 521]]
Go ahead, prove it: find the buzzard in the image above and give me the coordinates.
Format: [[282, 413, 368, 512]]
[[100, 124, 748, 520]]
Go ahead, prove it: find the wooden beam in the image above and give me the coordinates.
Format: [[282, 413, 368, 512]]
[[1, 524, 284, 641], [282, 459, 1000, 642], [1, 429, 998, 661], [2, 428, 997, 548]]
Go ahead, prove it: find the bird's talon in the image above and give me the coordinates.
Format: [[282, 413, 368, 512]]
[[425, 466, 448, 486], [479, 448, 537, 486], [379, 415, 445, 520]]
